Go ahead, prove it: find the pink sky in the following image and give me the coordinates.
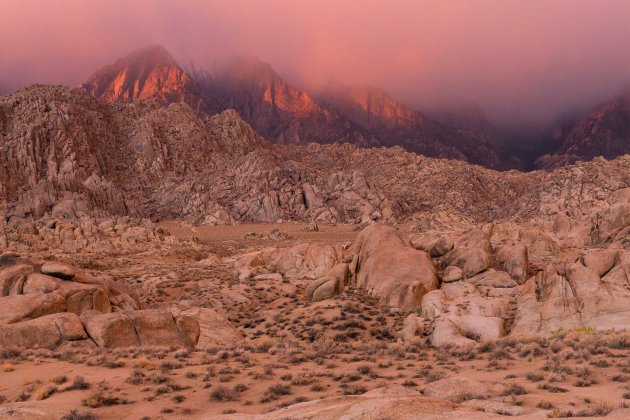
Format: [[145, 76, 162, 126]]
[[1, 0, 629, 124]]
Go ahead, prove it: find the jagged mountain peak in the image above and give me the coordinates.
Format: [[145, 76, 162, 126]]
[[536, 90, 630, 169], [82, 44, 194, 104], [210, 54, 323, 122]]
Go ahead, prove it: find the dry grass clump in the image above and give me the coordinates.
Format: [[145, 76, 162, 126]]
[[126, 369, 146, 385], [82, 391, 129, 408], [547, 401, 614, 418], [538, 383, 568, 393], [33, 385, 57, 400], [82, 382, 130, 408]]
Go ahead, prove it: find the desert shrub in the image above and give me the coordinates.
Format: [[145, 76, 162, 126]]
[[33, 385, 57, 401], [65, 376, 90, 391], [526, 372, 545, 382], [574, 401, 614, 417], [501, 383, 527, 396], [61, 410, 97, 420], [210, 386, 238, 401], [538, 383, 568, 393], [357, 365, 372, 375], [291, 373, 316, 386], [233, 383, 248, 393], [149, 373, 168, 384], [171, 394, 185, 403], [266, 383, 291, 396], [126, 370, 145, 385], [606, 332, 630, 349], [82, 391, 128, 408], [424, 372, 445, 383], [0, 347, 21, 359], [52, 375, 68, 385]]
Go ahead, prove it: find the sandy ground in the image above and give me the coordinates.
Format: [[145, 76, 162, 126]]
[[1, 222, 630, 419]]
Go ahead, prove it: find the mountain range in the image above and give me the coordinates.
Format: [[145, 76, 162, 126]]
[[0, 44, 624, 171], [82, 45, 527, 170]]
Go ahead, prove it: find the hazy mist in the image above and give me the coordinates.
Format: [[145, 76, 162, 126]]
[[2, 0, 629, 125]]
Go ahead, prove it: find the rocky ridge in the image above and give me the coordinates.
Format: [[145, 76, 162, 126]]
[[537, 90, 630, 169], [2, 85, 629, 231]]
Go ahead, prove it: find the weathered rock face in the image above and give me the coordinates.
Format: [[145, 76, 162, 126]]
[[0, 258, 134, 348], [495, 244, 528, 284], [511, 251, 630, 336], [421, 278, 512, 346], [0, 313, 87, 349], [423, 377, 493, 402], [307, 263, 350, 302], [171, 306, 243, 349], [80, 309, 199, 348], [350, 224, 438, 309]]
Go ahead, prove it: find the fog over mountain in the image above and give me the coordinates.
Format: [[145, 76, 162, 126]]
[[2, 0, 629, 127]]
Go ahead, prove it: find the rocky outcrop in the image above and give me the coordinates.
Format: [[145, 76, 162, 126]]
[[80, 309, 199, 348], [0, 313, 87, 349], [511, 251, 630, 336], [349, 224, 438, 309], [170, 305, 244, 349]]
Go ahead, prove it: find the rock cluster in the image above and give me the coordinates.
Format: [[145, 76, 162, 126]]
[[0, 255, 238, 349], [227, 187, 629, 346]]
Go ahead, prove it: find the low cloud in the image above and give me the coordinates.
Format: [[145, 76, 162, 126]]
[[2, 0, 629, 125]]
